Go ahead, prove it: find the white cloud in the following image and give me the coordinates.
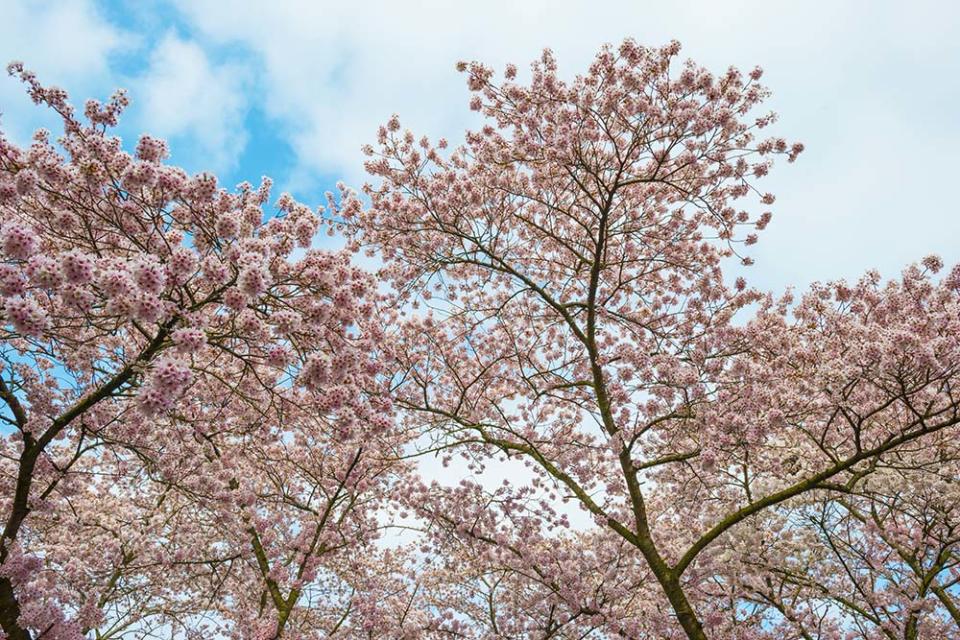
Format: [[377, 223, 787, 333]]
[[0, 0, 128, 80], [171, 0, 960, 292], [1, 3, 250, 175], [3, 0, 959, 290], [132, 33, 251, 174], [0, 0, 132, 142]]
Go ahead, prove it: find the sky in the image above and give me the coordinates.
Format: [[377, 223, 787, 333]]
[[2, 0, 959, 296]]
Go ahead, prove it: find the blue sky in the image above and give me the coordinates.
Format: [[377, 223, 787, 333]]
[[2, 0, 960, 292]]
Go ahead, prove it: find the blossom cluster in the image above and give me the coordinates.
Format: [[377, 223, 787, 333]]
[[0, 63, 399, 640]]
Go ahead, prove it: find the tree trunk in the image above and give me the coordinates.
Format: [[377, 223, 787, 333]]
[[655, 571, 708, 640], [0, 576, 30, 640]]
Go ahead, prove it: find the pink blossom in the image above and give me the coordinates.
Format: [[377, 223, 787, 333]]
[[223, 287, 248, 311], [171, 327, 206, 354], [133, 295, 165, 323], [299, 353, 329, 389], [26, 255, 62, 288], [922, 254, 943, 273], [1, 223, 38, 259], [166, 247, 198, 285], [0, 264, 26, 296], [134, 134, 168, 163], [3, 295, 48, 335], [237, 264, 266, 297], [139, 357, 192, 415], [270, 309, 301, 335], [133, 258, 166, 295], [61, 250, 94, 284], [14, 168, 38, 196], [215, 212, 240, 239]]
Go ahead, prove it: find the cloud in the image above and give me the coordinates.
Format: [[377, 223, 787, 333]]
[[132, 33, 251, 174], [3, 0, 960, 292], [170, 0, 960, 291], [0, 0, 129, 80], [0, 0, 132, 142], [0, 3, 250, 176]]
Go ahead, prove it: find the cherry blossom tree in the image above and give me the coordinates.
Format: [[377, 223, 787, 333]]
[[353, 40, 960, 639], [5, 37, 960, 640], [0, 65, 405, 639], [740, 433, 960, 640]]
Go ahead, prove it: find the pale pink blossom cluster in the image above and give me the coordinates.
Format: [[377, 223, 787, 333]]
[[138, 357, 192, 415], [2, 295, 48, 336], [0, 62, 397, 640], [171, 326, 206, 354], [0, 223, 37, 260]]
